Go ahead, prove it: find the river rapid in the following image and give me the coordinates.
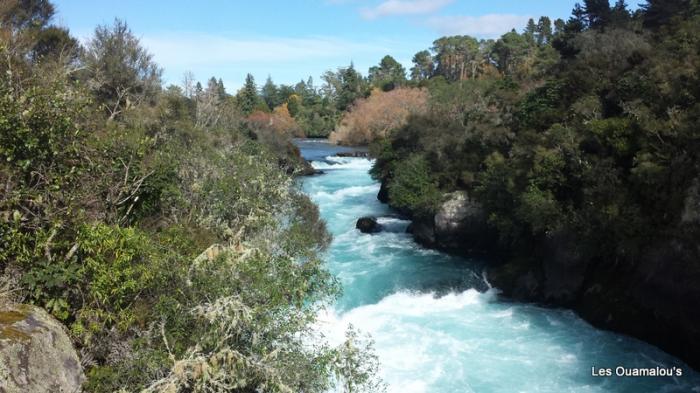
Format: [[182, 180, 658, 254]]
[[296, 139, 700, 393]]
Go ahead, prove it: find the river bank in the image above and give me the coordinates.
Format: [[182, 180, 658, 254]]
[[295, 139, 700, 393]]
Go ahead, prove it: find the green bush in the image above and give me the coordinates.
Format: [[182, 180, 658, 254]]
[[388, 154, 442, 216]]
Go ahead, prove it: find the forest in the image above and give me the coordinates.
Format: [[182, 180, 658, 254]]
[[1, 0, 700, 391], [365, 0, 700, 371], [0, 1, 382, 391]]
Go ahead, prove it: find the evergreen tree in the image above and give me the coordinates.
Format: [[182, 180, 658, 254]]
[[553, 18, 566, 35], [583, 0, 612, 28], [336, 63, 367, 111], [261, 76, 279, 110], [239, 73, 259, 115], [524, 18, 538, 43], [536, 16, 553, 45], [641, 0, 692, 29], [217, 78, 226, 99]]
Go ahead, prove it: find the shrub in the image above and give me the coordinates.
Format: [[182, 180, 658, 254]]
[[387, 154, 441, 216]]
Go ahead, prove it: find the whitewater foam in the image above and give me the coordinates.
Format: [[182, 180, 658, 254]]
[[296, 140, 700, 393]]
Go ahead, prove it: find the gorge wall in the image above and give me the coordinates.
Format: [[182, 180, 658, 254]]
[[377, 177, 700, 371]]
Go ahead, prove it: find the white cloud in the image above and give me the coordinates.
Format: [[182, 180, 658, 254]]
[[426, 14, 532, 38], [361, 0, 453, 20], [141, 33, 391, 67]]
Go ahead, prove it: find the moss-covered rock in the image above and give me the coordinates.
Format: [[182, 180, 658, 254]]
[[0, 303, 84, 393]]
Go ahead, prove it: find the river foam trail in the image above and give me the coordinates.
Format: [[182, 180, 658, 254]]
[[297, 139, 700, 393]]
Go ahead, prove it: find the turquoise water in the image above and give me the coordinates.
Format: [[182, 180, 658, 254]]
[[297, 139, 700, 393]]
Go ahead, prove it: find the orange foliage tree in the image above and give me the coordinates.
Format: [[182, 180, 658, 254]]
[[329, 87, 428, 145], [247, 103, 303, 137]]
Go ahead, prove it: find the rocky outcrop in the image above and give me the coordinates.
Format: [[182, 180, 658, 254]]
[[578, 238, 700, 372], [335, 151, 370, 158], [356, 216, 381, 233], [406, 191, 495, 254], [0, 303, 84, 393], [378, 176, 700, 370], [488, 231, 700, 371], [295, 159, 322, 176], [539, 230, 591, 304], [377, 180, 389, 204]]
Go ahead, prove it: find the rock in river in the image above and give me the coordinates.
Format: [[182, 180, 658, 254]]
[[356, 216, 381, 233]]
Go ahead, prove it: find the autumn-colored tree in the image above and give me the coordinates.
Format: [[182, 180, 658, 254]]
[[247, 103, 302, 137], [329, 88, 428, 145]]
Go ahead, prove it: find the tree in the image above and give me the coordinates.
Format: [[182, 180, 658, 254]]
[[368, 55, 406, 91], [31, 25, 80, 63], [583, 0, 612, 28], [553, 18, 566, 35], [238, 73, 259, 115], [611, 0, 631, 24], [335, 63, 368, 112], [216, 78, 226, 99], [0, 0, 80, 69], [0, 0, 54, 32], [329, 87, 428, 145], [194, 76, 227, 129], [491, 30, 531, 77], [411, 50, 434, 81], [261, 76, 280, 110], [82, 19, 162, 120], [432, 36, 483, 81], [524, 18, 538, 43], [182, 71, 196, 99], [536, 16, 553, 46], [641, 0, 692, 28]]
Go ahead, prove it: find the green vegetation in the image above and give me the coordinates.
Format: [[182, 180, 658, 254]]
[[372, 0, 700, 262], [0, 1, 382, 391]]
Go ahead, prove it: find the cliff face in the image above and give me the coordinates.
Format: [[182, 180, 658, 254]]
[[378, 178, 700, 371], [407, 191, 497, 255]]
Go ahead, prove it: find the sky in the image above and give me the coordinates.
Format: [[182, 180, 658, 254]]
[[51, 0, 601, 91]]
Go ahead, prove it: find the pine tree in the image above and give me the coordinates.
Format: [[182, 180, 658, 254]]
[[261, 76, 279, 111], [583, 0, 611, 28], [217, 78, 226, 100], [239, 73, 259, 115], [524, 18, 538, 42], [536, 16, 553, 45], [642, 0, 692, 29]]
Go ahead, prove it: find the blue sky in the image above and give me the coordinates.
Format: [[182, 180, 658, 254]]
[[52, 1, 601, 91]]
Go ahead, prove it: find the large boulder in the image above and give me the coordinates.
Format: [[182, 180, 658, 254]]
[[356, 216, 381, 233], [406, 216, 436, 247], [0, 303, 84, 393], [404, 191, 494, 253], [434, 191, 489, 250]]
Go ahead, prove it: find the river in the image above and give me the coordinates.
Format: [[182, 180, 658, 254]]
[[296, 139, 700, 393]]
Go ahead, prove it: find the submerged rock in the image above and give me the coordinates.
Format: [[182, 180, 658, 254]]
[[356, 216, 381, 233], [0, 303, 85, 393]]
